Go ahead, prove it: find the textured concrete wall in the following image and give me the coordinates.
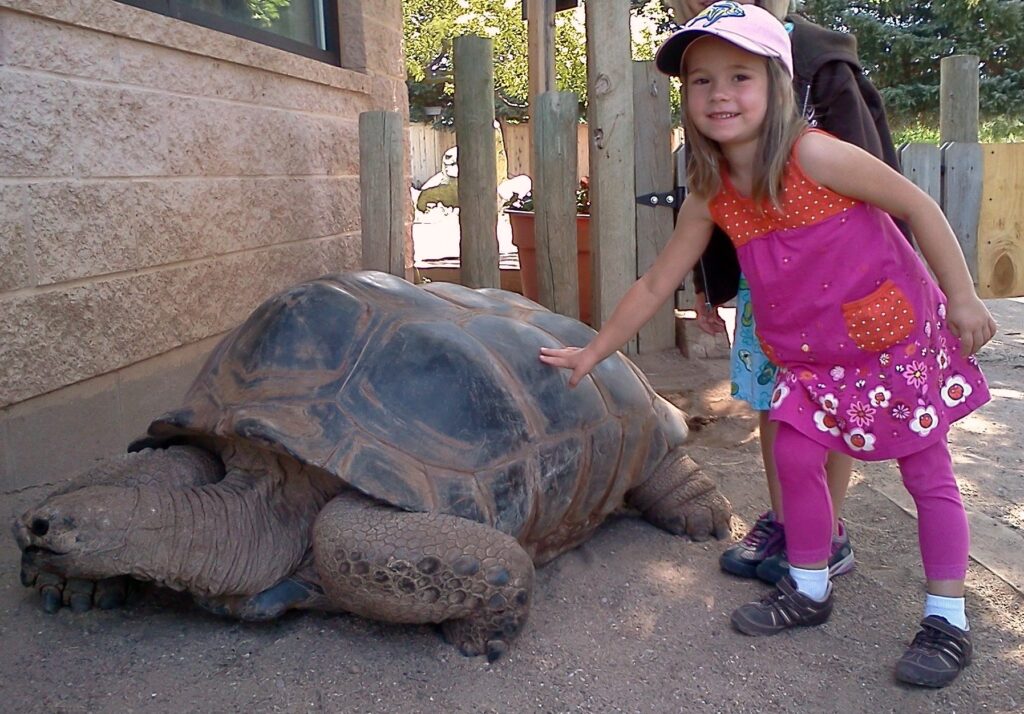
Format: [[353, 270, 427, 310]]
[[0, 0, 409, 489]]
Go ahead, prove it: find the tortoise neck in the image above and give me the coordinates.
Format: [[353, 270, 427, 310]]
[[128, 446, 343, 597]]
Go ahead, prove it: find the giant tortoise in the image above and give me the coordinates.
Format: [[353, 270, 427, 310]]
[[14, 271, 731, 660]]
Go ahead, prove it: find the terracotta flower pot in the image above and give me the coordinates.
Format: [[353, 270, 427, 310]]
[[507, 210, 592, 325]]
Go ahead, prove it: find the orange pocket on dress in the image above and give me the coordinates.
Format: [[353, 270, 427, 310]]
[[841, 279, 915, 352]]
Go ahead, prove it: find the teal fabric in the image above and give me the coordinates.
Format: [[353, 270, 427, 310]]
[[730, 274, 778, 411]]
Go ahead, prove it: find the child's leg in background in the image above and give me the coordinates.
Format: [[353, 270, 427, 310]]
[[772, 422, 832, 569], [898, 439, 969, 600], [757, 412, 783, 515], [824, 451, 853, 536]]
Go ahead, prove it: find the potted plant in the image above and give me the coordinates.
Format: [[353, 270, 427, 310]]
[[504, 177, 593, 324]]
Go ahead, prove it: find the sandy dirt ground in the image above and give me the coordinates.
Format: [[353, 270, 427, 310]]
[[0, 299, 1020, 714]]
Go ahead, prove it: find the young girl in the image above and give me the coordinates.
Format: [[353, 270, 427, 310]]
[[539, 1, 996, 688], [680, 0, 871, 588]]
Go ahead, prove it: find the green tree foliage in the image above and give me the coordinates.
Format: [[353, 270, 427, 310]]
[[403, 0, 589, 123], [800, 0, 1024, 124]]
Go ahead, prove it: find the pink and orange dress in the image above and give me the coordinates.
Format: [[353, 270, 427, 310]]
[[708, 134, 989, 460]]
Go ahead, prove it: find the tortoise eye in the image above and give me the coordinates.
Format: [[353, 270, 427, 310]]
[[30, 518, 49, 537]]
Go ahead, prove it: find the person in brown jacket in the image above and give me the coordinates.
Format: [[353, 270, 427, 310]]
[[673, 0, 907, 585]]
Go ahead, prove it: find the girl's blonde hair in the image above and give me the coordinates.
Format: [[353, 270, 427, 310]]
[[683, 57, 806, 210]]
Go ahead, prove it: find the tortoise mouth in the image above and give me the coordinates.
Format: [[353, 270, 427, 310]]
[[21, 545, 67, 562]]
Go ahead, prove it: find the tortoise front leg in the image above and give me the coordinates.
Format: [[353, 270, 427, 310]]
[[313, 492, 534, 661], [628, 449, 732, 541]]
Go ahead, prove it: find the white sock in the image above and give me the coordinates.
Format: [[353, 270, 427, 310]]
[[924, 593, 968, 631], [789, 566, 830, 602]]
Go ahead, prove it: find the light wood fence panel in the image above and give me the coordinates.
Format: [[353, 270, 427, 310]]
[[976, 143, 1024, 298], [501, 121, 589, 181], [409, 124, 456, 187]]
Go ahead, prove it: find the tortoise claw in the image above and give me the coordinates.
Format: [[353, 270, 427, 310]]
[[26, 571, 131, 614], [19, 554, 38, 588], [65, 578, 96, 613], [40, 584, 63, 614], [485, 639, 508, 663]]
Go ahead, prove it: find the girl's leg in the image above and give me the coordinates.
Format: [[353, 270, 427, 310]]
[[764, 413, 853, 537], [894, 439, 972, 687], [772, 422, 831, 570], [730, 422, 835, 636], [824, 451, 853, 536], [758, 411, 783, 518], [897, 440, 969, 597]]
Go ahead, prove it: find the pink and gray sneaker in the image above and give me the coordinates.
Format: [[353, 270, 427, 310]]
[[755, 520, 856, 584], [719, 511, 786, 579]]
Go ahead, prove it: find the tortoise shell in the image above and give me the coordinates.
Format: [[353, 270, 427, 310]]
[[143, 271, 688, 560]]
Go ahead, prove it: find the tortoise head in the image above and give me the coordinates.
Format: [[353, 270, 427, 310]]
[[13, 446, 225, 582], [14, 481, 140, 581]]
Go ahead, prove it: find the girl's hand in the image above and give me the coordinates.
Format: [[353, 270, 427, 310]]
[[694, 292, 727, 335], [946, 295, 998, 356], [539, 345, 600, 388]]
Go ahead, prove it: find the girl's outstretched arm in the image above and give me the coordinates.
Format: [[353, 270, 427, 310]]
[[539, 193, 715, 386], [796, 132, 997, 356]]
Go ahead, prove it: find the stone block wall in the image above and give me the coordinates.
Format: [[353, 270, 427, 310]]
[[0, 0, 409, 490]]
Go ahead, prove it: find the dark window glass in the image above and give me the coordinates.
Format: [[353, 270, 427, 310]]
[[117, 0, 340, 64]]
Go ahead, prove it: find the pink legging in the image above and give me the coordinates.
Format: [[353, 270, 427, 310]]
[[774, 422, 969, 580]]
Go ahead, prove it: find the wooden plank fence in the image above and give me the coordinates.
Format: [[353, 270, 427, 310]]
[[409, 124, 456, 188]]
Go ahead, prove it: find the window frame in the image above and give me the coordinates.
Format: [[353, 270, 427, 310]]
[[116, 0, 341, 65]]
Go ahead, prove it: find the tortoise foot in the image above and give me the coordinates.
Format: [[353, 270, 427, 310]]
[[628, 450, 732, 541], [441, 604, 526, 662], [19, 551, 132, 614], [313, 493, 535, 658]]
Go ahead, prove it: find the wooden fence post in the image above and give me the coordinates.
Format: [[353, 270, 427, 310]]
[[454, 35, 500, 289], [942, 142, 984, 285], [633, 60, 675, 353], [940, 55, 980, 144], [359, 111, 406, 277], [527, 0, 556, 110], [899, 143, 942, 205], [585, 1, 637, 353], [533, 91, 580, 319]]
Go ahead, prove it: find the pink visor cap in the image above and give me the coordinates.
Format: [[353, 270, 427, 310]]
[[655, 2, 793, 79]]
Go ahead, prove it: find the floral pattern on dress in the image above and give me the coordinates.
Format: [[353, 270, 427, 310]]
[[910, 405, 940, 437], [903, 360, 929, 390], [941, 374, 973, 408], [819, 393, 839, 414], [844, 428, 876, 452], [846, 400, 876, 428], [771, 383, 791, 409], [868, 386, 891, 408], [814, 410, 842, 436]]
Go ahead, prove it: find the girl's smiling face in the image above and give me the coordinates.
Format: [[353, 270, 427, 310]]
[[684, 36, 770, 150]]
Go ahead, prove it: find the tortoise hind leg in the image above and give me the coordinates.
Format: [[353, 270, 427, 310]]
[[313, 492, 534, 661], [628, 449, 732, 541]]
